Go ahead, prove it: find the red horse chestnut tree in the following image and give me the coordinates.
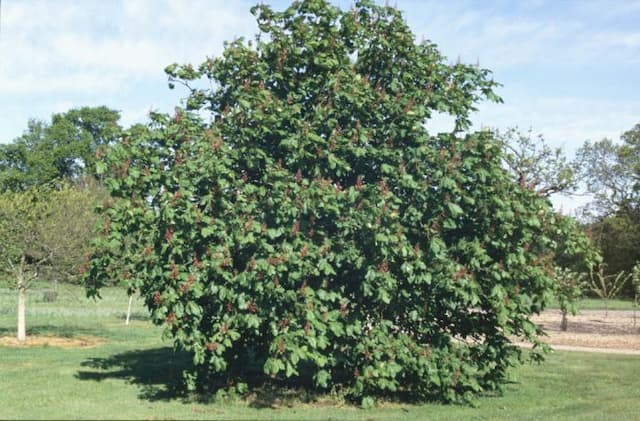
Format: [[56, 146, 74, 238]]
[[85, 0, 573, 404]]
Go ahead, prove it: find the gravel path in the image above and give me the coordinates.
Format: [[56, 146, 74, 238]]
[[526, 309, 640, 355]]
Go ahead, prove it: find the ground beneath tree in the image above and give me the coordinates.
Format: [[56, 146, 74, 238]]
[[0, 335, 105, 348], [516, 310, 640, 355]]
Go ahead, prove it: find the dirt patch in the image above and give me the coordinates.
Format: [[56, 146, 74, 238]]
[[0, 335, 105, 348], [528, 310, 640, 355]]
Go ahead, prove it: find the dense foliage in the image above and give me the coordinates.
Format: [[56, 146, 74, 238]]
[[0, 182, 104, 283], [0, 106, 122, 191], [86, 0, 572, 404], [589, 213, 639, 278], [579, 123, 640, 218], [0, 106, 118, 287], [578, 123, 640, 290]]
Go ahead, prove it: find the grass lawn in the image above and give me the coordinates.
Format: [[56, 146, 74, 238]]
[[575, 297, 637, 311], [1, 283, 639, 420], [548, 297, 637, 311]]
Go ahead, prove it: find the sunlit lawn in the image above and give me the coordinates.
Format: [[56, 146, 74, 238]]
[[548, 296, 637, 311], [1, 284, 638, 420]]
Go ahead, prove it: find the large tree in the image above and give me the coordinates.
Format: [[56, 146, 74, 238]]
[[86, 0, 575, 404], [0, 106, 122, 191], [579, 123, 640, 218]]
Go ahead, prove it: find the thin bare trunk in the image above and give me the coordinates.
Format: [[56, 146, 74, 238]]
[[560, 310, 568, 332], [634, 299, 637, 331], [17, 256, 26, 342], [125, 295, 133, 325]]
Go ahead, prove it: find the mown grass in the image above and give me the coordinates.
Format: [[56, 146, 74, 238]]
[[1, 283, 639, 420], [548, 297, 637, 311]]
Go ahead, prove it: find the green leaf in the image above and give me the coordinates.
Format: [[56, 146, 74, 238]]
[[361, 396, 375, 409], [201, 226, 216, 238], [447, 202, 463, 217], [314, 369, 330, 388]]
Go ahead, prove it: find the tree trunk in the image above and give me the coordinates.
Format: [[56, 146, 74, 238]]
[[560, 310, 568, 332], [125, 295, 134, 325], [634, 299, 637, 331], [17, 256, 27, 342]]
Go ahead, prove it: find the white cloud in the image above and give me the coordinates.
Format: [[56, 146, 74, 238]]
[[401, 0, 640, 69], [0, 0, 259, 142], [0, 0, 255, 95], [119, 105, 156, 129], [51, 34, 168, 74], [1, 72, 124, 95], [122, 0, 153, 20], [592, 31, 640, 50]]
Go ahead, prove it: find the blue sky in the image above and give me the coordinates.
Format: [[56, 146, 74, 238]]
[[1, 0, 639, 211]]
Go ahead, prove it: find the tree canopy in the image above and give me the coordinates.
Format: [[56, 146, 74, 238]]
[[0, 106, 122, 191], [578, 123, 640, 280], [0, 182, 104, 339], [85, 0, 579, 404], [578, 123, 640, 219], [497, 127, 578, 197]]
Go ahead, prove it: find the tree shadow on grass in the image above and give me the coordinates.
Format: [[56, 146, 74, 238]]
[[116, 311, 150, 322], [76, 347, 346, 408], [245, 385, 334, 409], [76, 347, 192, 401]]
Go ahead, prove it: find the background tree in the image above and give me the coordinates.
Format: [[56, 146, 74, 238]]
[[631, 262, 640, 329], [0, 182, 104, 340], [497, 127, 598, 327], [0, 106, 122, 191], [86, 0, 581, 404], [578, 123, 640, 291], [497, 127, 578, 197], [586, 265, 629, 317], [549, 214, 600, 330], [0, 121, 46, 191], [0, 106, 119, 298], [40, 179, 107, 287], [588, 214, 640, 278], [554, 268, 584, 332], [0, 187, 50, 341], [578, 124, 640, 217]]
